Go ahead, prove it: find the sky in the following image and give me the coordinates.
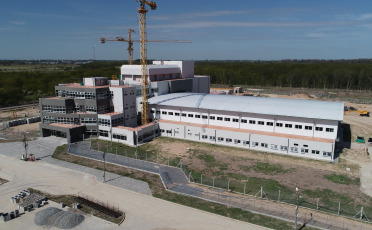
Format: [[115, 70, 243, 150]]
[[2, 0, 372, 60]]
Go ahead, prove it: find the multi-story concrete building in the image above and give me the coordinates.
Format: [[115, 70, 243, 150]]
[[148, 93, 344, 161], [39, 60, 344, 161]]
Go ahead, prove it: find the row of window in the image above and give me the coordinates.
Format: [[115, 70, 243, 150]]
[[113, 133, 127, 140], [160, 130, 332, 157], [42, 105, 74, 114], [153, 110, 335, 133]]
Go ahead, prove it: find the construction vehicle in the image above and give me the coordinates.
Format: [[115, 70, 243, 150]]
[[358, 110, 370, 117], [100, 29, 191, 65]]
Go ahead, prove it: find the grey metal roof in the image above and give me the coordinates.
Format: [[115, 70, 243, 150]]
[[148, 93, 344, 121]]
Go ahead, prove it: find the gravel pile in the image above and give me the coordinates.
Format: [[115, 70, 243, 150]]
[[35, 207, 85, 229]]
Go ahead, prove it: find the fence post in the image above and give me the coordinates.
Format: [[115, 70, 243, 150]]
[[157, 153, 158, 163], [83, 134, 84, 141], [189, 172, 191, 181], [317, 198, 319, 210], [213, 177, 215, 188], [98, 143, 100, 152], [260, 186, 263, 198], [228, 180, 230, 191], [201, 174, 203, 185], [278, 190, 280, 202], [244, 183, 246, 195], [360, 207, 364, 220], [168, 157, 169, 166], [146, 152, 147, 161], [116, 147, 117, 155], [338, 202, 341, 215]]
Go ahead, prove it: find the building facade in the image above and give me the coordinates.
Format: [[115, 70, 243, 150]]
[[148, 93, 344, 161]]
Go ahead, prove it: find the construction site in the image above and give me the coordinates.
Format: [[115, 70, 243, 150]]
[[1, 1, 372, 230]]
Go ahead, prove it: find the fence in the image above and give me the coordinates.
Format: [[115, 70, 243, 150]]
[[86, 140, 372, 229]]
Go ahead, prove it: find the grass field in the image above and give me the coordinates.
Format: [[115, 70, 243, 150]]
[[0, 64, 78, 72]]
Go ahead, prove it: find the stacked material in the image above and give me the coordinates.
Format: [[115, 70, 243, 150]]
[[35, 207, 84, 229], [20, 193, 45, 208]]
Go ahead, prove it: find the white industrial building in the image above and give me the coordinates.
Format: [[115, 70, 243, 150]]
[[148, 93, 344, 161], [40, 60, 344, 161]]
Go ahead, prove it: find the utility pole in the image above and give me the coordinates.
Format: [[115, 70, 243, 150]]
[[22, 134, 28, 160]]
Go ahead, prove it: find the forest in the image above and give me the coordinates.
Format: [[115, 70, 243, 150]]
[[1, 60, 372, 107]]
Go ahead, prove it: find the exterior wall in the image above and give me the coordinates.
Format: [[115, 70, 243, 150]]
[[149, 105, 339, 140], [193, 76, 210, 94], [158, 121, 335, 161]]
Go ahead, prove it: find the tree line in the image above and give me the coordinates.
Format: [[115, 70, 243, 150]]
[[195, 61, 372, 90], [1, 60, 372, 107]]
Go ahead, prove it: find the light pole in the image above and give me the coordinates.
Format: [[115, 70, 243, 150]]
[[294, 187, 299, 230]]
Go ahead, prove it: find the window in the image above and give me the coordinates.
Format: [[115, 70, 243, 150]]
[[113, 133, 127, 140], [162, 111, 167, 115], [261, 143, 268, 148], [166, 130, 172, 134], [202, 115, 208, 119], [224, 117, 231, 121], [249, 120, 256, 124], [202, 135, 208, 139], [243, 140, 249, 145], [217, 117, 223, 121], [241, 119, 247, 123], [315, 127, 323, 131], [266, 122, 274, 126], [188, 114, 194, 118], [168, 112, 174, 115], [182, 113, 186, 117], [156, 111, 160, 114], [295, 125, 302, 129], [290, 147, 298, 153], [99, 130, 109, 137], [276, 123, 283, 127], [303, 144, 308, 147], [234, 139, 241, 144], [233, 118, 239, 122], [270, 144, 278, 150], [150, 110, 155, 114], [301, 148, 309, 154], [98, 118, 111, 127], [281, 146, 288, 151], [209, 116, 215, 120], [252, 142, 259, 147], [210, 136, 216, 141], [258, 121, 264, 125], [175, 112, 180, 116], [323, 151, 332, 157], [217, 137, 224, 142], [294, 143, 298, 146], [326, 128, 334, 132], [285, 124, 292, 128], [226, 138, 232, 143], [305, 126, 312, 130], [160, 129, 165, 133], [195, 115, 201, 118], [312, 150, 320, 154]]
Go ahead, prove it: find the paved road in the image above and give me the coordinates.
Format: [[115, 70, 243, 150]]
[[69, 141, 372, 230], [0, 137, 152, 196], [0, 154, 269, 230]]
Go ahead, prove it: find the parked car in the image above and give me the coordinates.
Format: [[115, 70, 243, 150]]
[[368, 138, 372, 144]]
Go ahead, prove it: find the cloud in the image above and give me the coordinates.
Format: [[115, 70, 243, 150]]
[[357, 13, 372, 20], [148, 20, 351, 29], [305, 32, 330, 39], [151, 10, 249, 21], [9, 21, 26, 26]]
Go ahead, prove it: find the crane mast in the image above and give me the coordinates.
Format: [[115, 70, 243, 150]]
[[137, 0, 156, 125], [127, 29, 135, 65]]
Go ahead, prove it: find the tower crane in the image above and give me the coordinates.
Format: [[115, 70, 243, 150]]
[[100, 29, 191, 65], [137, 0, 156, 125]]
